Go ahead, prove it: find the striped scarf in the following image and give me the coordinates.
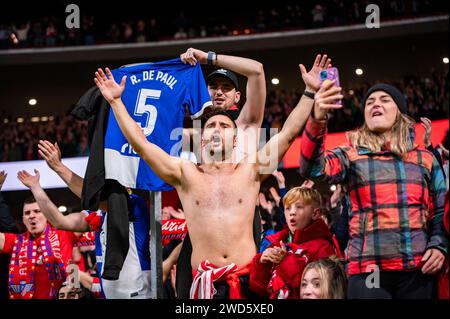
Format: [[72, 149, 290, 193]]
[[8, 225, 67, 299], [190, 260, 251, 299], [267, 243, 309, 299]]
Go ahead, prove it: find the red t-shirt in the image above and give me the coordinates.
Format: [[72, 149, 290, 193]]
[[1, 230, 79, 299]]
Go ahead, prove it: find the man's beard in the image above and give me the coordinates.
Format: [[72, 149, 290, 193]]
[[209, 145, 226, 160]]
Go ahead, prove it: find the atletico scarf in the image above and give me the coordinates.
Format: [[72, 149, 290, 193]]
[[8, 225, 67, 299], [74, 231, 96, 247]]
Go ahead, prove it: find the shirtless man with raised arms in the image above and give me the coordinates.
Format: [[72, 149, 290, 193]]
[[93, 54, 334, 299]]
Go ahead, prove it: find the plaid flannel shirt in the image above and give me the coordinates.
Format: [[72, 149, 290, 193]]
[[300, 117, 448, 275]]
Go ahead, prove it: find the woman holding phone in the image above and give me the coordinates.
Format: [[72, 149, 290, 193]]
[[299, 79, 447, 299]]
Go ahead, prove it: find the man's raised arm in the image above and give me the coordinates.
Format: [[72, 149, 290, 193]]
[[17, 169, 91, 232], [215, 54, 265, 127], [38, 140, 84, 198], [254, 55, 338, 176], [94, 68, 183, 187], [181, 48, 265, 127]]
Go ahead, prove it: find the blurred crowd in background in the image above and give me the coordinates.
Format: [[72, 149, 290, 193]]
[[1, 70, 448, 162], [0, 1, 447, 49]]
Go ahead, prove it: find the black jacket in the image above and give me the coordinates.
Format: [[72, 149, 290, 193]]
[[71, 86, 129, 280]]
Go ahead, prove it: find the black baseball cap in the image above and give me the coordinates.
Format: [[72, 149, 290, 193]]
[[206, 69, 239, 91]]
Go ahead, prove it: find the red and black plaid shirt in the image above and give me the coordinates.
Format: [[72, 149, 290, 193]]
[[300, 117, 448, 275]]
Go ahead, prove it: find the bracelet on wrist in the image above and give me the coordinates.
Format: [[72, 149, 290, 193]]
[[303, 90, 315, 99], [207, 51, 216, 65]]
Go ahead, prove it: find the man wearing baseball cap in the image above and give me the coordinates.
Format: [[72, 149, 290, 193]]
[[205, 68, 241, 119], [181, 47, 266, 162]]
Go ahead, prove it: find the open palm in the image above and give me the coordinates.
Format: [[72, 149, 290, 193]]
[[17, 169, 40, 189], [300, 54, 331, 92], [94, 67, 127, 103]]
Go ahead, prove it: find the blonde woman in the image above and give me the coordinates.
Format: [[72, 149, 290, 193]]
[[299, 80, 447, 299], [300, 257, 347, 299]]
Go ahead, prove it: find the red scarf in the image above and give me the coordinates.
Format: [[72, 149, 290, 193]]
[[267, 242, 308, 299], [84, 210, 103, 232], [190, 260, 251, 299], [8, 225, 67, 299], [74, 231, 96, 247]]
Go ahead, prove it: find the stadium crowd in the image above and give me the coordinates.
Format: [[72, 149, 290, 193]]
[[0, 1, 447, 49], [1, 71, 448, 162], [0, 113, 89, 162], [264, 71, 449, 133], [0, 35, 449, 300]]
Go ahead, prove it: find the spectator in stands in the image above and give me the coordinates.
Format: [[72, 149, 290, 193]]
[[107, 23, 121, 43], [77, 135, 90, 157], [421, 117, 446, 173], [0, 191, 85, 299], [348, 1, 363, 23], [199, 25, 207, 38], [300, 81, 448, 299], [30, 20, 44, 47], [0, 114, 89, 162], [249, 187, 340, 299], [269, 170, 288, 231], [328, 184, 350, 257], [15, 166, 154, 299], [65, 26, 81, 46], [45, 21, 58, 47], [262, 71, 448, 134], [122, 21, 133, 43], [311, 4, 326, 28], [0, 2, 447, 50], [135, 19, 146, 43], [300, 257, 347, 299], [186, 27, 196, 38], [82, 16, 95, 45], [7, 141, 21, 162], [162, 206, 172, 221], [60, 131, 78, 158], [12, 22, 30, 46], [258, 206, 276, 253], [174, 27, 188, 40], [147, 19, 160, 41], [0, 24, 12, 48], [58, 282, 87, 299], [254, 9, 267, 32]]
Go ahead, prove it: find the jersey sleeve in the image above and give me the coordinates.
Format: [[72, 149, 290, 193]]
[[0, 233, 18, 254], [185, 64, 213, 119]]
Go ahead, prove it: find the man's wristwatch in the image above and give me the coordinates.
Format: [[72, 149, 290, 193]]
[[303, 90, 315, 99], [207, 51, 216, 65]]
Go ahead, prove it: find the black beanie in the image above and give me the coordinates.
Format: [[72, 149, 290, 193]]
[[362, 83, 407, 114]]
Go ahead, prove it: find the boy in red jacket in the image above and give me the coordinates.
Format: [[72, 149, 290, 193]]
[[249, 186, 340, 299]]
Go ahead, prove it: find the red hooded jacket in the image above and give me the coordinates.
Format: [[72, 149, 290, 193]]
[[249, 219, 339, 299]]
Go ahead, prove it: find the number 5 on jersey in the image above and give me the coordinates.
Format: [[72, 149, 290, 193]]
[[134, 88, 160, 136]]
